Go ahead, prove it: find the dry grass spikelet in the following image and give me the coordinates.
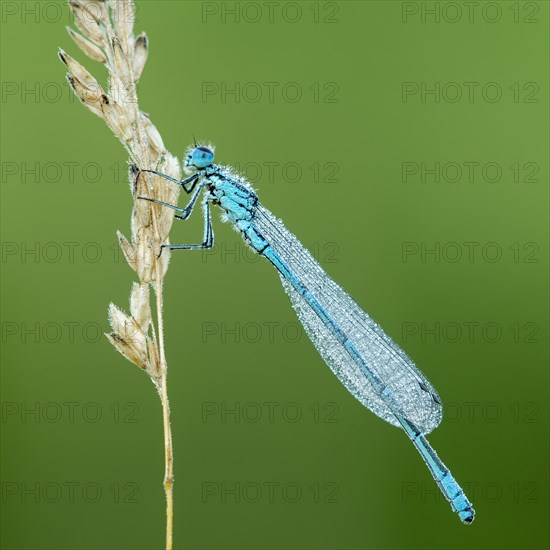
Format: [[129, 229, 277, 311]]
[[59, 0, 182, 374], [60, 4, 179, 544]]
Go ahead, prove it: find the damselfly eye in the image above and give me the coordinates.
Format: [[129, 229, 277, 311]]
[[190, 146, 215, 168]]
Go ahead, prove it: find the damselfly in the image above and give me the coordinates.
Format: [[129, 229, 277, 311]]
[[137, 144, 475, 524]]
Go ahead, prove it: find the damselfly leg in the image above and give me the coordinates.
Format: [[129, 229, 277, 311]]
[[161, 197, 213, 252], [136, 168, 199, 193], [136, 169, 214, 255], [138, 180, 205, 220]]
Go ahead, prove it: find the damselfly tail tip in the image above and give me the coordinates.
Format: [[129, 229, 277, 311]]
[[459, 507, 475, 525]]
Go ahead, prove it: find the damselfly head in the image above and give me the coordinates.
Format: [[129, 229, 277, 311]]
[[184, 144, 215, 171]]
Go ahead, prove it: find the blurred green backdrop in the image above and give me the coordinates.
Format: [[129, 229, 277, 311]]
[[1, 1, 549, 549]]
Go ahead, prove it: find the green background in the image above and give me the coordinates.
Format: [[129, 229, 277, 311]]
[[1, 1, 549, 549]]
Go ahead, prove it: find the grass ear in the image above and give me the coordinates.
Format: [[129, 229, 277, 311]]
[[60, 1, 178, 546]]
